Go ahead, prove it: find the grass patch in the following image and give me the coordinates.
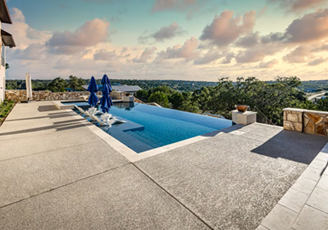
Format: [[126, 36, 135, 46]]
[[0, 100, 15, 126]]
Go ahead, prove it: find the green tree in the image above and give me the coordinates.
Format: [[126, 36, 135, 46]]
[[149, 85, 174, 95], [179, 101, 199, 113], [206, 76, 306, 125], [317, 98, 328, 111], [169, 92, 184, 109], [148, 91, 169, 107], [136, 90, 149, 101], [192, 86, 212, 113], [48, 77, 68, 92], [68, 75, 85, 91]]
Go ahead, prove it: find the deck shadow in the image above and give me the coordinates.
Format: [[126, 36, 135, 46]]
[[37, 105, 58, 112], [0, 122, 91, 136], [251, 130, 328, 164], [6, 113, 74, 122]]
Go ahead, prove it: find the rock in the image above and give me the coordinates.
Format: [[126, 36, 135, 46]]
[[305, 112, 323, 124], [283, 121, 294, 131], [304, 120, 315, 134], [287, 113, 299, 123]]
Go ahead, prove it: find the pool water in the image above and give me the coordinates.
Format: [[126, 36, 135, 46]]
[[66, 102, 233, 153]]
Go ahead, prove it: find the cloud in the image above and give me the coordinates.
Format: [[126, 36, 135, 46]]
[[199, 10, 256, 47], [235, 43, 283, 63], [153, 22, 184, 42], [3, 8, 51, 49], [133, 47, 157, 63], [46, 18, 110, 55], [235, 32, 260, 48], [283, 46, 312, 63], [259, 9, 328, 45], [283, 9, 328, 43], [5, 6, 328, 82], [268, 0, 328, 13], [258, 59, 279, 68], [94, 49, 117, 61], [311, 43, 328, 52], [308, 57, 327, 66], [157, 37, 199, 60], [13, 43, 46, 60], [221, 52, 235, 64], [194, 49, 222, 65], [11, 7, 25, 22], [138, 22, 185, 44]]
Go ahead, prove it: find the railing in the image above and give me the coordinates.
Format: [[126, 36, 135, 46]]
[[253, 106, 277, 126]]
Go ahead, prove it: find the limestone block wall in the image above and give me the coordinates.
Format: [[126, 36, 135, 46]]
[[304, 111, 328, 136], [283, 108, 328, 137], [5, 90, 124, 103], [283, 108, 303, 132]]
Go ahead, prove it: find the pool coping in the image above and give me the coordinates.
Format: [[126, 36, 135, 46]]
[[66, 109, 238, 162]]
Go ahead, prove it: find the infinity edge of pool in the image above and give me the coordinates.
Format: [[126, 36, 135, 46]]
[[63, 101, 235, 161]]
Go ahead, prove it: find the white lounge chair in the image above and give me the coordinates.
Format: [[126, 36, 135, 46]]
[[85, 107, 104, 117], [90, 114, 112, 126], [74, 105, 89, 116], [109, 118, 126, 125], [100, 113, 112, 120], [90, 114, 125, 126]]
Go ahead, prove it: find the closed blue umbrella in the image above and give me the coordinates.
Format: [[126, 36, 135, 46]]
[[87, 76, 99, 107], [100, 74, 113, 113]]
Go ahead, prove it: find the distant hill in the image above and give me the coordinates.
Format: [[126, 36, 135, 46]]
[[6, 79, 218, 92], [298, 80, 328, 91], [6, 78, 328, 92]]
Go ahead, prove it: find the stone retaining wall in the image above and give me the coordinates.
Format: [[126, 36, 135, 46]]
[[134, 97, 146, 104], [283, 108, 328, 136], [5, 90, 124, 103]]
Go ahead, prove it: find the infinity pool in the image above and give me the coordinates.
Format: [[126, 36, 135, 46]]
[[65, 102, 233, 153]]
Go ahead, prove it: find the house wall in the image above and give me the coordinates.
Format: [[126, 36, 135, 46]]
[[0, 20, 4, 103], [0, 67, 5, 103]]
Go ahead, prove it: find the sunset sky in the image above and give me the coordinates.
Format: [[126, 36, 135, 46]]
[[3, 0, 328, 81]]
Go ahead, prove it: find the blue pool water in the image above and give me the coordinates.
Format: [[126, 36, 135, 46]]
[[65, 102, 233, 153]]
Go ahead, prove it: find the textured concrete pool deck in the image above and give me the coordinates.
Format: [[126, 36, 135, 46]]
[[0, 101, 327, 229]]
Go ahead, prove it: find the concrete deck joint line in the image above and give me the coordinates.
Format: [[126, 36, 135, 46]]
[[0, 139, 101, 163], [0, 163, 131, 209], [132, 163, 215, 230]]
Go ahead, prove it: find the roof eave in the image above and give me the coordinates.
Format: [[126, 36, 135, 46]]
[[1, 29, 16, 48], [0, 0, 12, 24]]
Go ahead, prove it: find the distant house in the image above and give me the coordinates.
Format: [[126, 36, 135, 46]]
[[83, 84, 142, 95], [112, 85, 142, 95], [0, 0, 16, 103]]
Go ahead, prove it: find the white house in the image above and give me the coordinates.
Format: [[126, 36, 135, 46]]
[[112, 85, 142, 95], [82, 84, 142, 95], [0, 0, 15, 103]]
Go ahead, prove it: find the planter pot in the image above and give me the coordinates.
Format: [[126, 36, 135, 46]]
[[235, 105, 249, 113]]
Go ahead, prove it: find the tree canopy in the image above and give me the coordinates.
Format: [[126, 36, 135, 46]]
[[48, 77, 68, 92]]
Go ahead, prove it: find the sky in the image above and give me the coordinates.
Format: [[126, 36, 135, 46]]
[[3, 0, 328, 81]]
